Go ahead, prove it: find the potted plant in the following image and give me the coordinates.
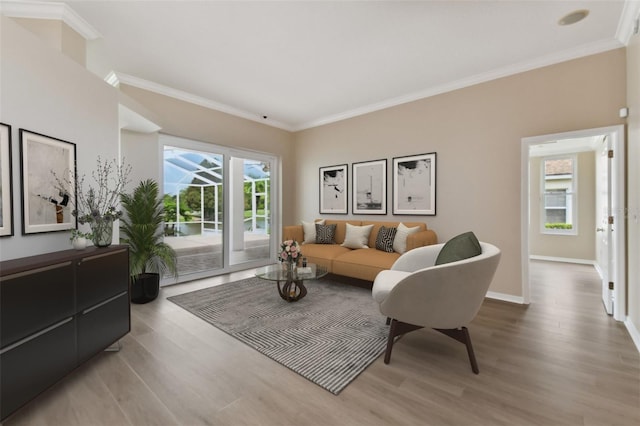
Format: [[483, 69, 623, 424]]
[[120, 179, 177, 304], [69, 229, 93, 250]]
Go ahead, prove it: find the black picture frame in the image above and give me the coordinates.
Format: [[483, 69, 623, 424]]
[[352, 159, 387, 215], [19, 129, 77, 234], [0, 123, 13, 237], [319, 164, 348, 214], [392, 152, 436, 215]]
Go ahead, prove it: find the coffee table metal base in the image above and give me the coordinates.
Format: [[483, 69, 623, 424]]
[[277, 278, 308, 302]]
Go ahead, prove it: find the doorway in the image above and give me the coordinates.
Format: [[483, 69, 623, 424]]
[[161, 134, 278, 284], [521, 125, 626, 321]]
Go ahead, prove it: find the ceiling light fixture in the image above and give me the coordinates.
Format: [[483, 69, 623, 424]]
[[558, 9, 589, 26]]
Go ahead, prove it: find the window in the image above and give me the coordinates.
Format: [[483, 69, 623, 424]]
[[541, 156, 577, 235]]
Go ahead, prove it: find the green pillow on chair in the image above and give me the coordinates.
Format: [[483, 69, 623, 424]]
[[435, 231, 482, 265]]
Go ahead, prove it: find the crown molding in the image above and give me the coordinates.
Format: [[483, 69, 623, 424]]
[[114, 72, 294, 132], [0, 0, 101, 40], [113, 35, 623, 134], [616, 0, 640, 45], [293, 38, 623, 131]]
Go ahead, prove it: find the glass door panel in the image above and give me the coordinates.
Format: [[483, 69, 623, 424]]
[[229, 156, 272, 266], [163, 145, 224, 279]]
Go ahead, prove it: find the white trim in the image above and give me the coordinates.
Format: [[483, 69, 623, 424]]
[[294, 39, 622, 131], [625, 318, 640, 353], [106, 42, 618, 133], [485, 291, 526, 305], [1, 2, 627, 131], [115, 73, 294, 132], [104, 71, 120, 87], [616, 0, 640, 45], [529, 255, 596, 266], [0, 0, 101, 40]]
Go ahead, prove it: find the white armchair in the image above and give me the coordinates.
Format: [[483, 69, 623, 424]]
[[372, 241, 501, 373]]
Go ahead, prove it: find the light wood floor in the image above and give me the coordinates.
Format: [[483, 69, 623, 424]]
[[4, 261, 639, 426]]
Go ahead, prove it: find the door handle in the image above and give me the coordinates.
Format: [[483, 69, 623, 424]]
[[596, 227, 605, 232]]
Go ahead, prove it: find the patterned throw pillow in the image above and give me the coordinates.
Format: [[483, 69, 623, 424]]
[[375, 226, 397, 253], [315, 224, 337, 244]]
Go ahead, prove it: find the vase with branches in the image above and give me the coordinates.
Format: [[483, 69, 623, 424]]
[[55, 157, 131, 247]]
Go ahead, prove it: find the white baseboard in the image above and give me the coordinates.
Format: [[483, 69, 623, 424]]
[[625, 318, 640, 353], [529, 255, 596, 265], [486, 291, 526, 304]]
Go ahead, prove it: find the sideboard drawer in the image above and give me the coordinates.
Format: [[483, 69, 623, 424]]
[[0, 262, 75, 348], [76, 248, 129, 311], [0, 318, 76, 419], [77, 291, 130, 363]]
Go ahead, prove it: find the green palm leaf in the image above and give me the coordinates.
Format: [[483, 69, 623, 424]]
[[120, 179, 177, 279]]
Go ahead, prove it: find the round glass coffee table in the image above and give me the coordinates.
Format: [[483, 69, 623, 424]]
[[255, 263, 329, 302]]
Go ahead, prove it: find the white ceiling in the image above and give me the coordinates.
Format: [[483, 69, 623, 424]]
[[3, 1, 638, 131]]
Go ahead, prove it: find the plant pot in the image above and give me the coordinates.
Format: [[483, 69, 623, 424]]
[[71, 237, 87, 250], [131, 273, 160, 304]]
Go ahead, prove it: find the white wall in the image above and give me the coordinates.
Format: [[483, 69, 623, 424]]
[[0, 16, 119, 260], [121, 130, 161, 188]]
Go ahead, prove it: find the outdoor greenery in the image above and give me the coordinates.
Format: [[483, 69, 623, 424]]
[[162, 158, 270, 234], [545, 223, 573, 229]]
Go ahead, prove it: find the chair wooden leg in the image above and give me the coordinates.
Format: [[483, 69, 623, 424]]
[[384, 319, 423, 364], [434, 327, 480, 374]]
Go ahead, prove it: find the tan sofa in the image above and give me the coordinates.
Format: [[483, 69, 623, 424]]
[[283, 219, 438, 282]]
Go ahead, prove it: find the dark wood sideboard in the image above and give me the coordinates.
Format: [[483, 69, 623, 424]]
[[0, 245, 130, 421]]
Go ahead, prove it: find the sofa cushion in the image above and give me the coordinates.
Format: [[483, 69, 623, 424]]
[[332, 248, 401, 282], [363, 220, 426, 248], [435, 231, 482, 265], [341, 223, 374, 249], [375, 226, 397, 253], [393, 223, 421, 254], [324, 220, 362, 245], [302, 219, 325, 244], [316, 224, 337, 244]]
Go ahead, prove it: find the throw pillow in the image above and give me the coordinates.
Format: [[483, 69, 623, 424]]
[[341, 223, 374, 249], [435, 231, 482, 265], [375, 226, 397, 253], [393, 222, 420, 254], [302, 219, 325, 244], [315, 224, 337, 244]]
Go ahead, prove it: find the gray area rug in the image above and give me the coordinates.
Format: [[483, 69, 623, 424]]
[[167, 276, 389, 394]]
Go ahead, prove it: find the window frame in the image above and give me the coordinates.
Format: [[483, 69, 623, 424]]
[[540, 154, 578, 236]]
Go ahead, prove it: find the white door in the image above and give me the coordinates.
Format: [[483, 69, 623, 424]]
[[595, 135, 613, 314]]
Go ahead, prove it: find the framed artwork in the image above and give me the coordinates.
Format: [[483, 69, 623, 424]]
[[0, 123, 13, 237], [392, 152, 436, 215], [352, 159, 387, 215], [319, 164, 348, 214], [19, 129, 76, 234]]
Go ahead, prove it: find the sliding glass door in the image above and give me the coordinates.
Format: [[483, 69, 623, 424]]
[[228, 155, 271, 266], [161, 135, 277, 283]]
